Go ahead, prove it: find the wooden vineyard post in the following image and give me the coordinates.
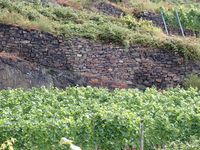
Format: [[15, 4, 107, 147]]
[[140, 119, 144, 150], [160, 9, 169, 35], [175, 10, 185, 37]]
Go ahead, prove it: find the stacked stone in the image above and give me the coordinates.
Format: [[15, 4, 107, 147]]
[[0, 24, 71, 70], [0, 23, 200, 89]]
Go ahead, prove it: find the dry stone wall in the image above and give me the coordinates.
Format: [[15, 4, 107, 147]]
[[67, 39, 200, 89], [0, 23, 200, 89]]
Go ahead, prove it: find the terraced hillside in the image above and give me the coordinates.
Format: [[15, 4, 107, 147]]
[[1, 1, 200, 150], [0, 0, 200, 89]]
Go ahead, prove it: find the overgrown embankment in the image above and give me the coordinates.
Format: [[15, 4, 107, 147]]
[[0, 0, 200, 59]]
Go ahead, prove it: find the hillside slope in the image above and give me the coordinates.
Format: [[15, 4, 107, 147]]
[[0, 0, 200, 89]]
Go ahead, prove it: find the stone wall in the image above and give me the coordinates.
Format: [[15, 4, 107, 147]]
[[67, 39, 200, 89], [0, 23, 200, 89]]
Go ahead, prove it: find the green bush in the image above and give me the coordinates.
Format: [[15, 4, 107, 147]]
[[167, 136, 200, 150], [164, 6, 200, 33], [98, 23, 133, 46], [0, 87, 200, 149], [184, 74, 200, 90]]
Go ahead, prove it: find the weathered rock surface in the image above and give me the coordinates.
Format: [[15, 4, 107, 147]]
[[0, 51, 86, 89], [0, 52, 52, 89]]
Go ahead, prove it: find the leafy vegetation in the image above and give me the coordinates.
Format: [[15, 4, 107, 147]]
[[0, 1, 200, 150], [164, 6, 200, 35], [122, 0, 200, 36], [0, 87, 200, 149], [183, 74, 200, 90], [127, 0, 200, 12], [167, 136, 200, 150], [0, 138, 15, 150], [0, 0, 200, 60]]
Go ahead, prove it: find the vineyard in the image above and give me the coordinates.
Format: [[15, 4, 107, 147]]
[[0, 87, 200, 150], [1, 0, 200, 150], [164, 6, 200, 35]]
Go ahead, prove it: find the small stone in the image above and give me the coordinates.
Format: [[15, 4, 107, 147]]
[[108, 68, 113, 72], [173, 76, 180, 81], [135, 58, 141, 62], [77, 54, 82, 57], [167, 73, 174, 77], [90, 79, 99, 85], [21, 40, 30, 44], [143, 81, 150, 86], [156, 79, 162, 83], [110, 82, 128, 89], [126, 81, 133, 85]]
